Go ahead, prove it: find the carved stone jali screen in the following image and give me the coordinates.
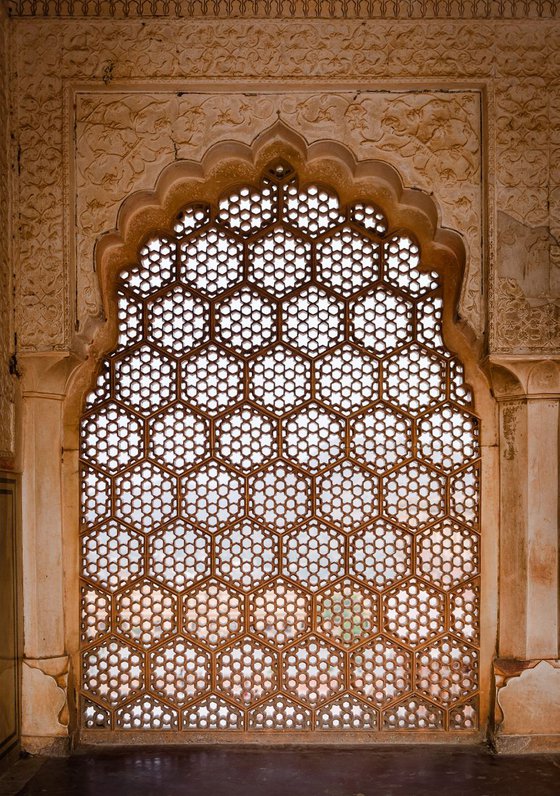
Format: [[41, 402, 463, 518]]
[[79, 162, 480, 737]]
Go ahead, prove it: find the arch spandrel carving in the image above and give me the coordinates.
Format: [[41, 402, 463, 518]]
[[68, 125, 492, 446]]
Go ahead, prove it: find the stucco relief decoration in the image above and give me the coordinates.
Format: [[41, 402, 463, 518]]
[[75, 91, 482, 338], [493, 77, 560, 353]]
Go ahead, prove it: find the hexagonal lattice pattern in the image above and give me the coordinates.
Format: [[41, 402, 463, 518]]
[[384, 234, 438, 297], [82, 699, 111, 730], [215, 287, 277, 356], [382, 461, 446, 531], [82, 638, 144, 706], [417, 404, 479, 471], [81, 466, 111, 529], [173, 203, 210, 238], [116, 579, 177, 647], [114, 344, 176, 415], [316, 344, 378, 413], [81, 584, 111, 644], [147, 520, 211, 591], [248, 462, 311, 532], [249, 578, 311, 648], [179, 227, 243, 296], [84, 361, 111, 412], [349, 520, 413, 591], [416, 519, 479, 590], [416, 636, 478, 706], [450, 464, 480, 525], [316, 578, 378, 648], [283, 182, 345, 236], [248, 225, 311, 297], [116, 696, 178, 730], [82, 519, 144, 592], [417, 295, 446, 355], [147, 285, 209, 355], [81, 403, 143, 475], [351, 287, 413, 355], [148, 403, 209, 473], [449, 580, 480, 644], [350, 404, 412, 472], [350, 202, 387, 235], [180, 461, 244, 532], [183, 579, 244, 649], [216, 637, 278, 705], [283, 519, 345, 589], [384, 344, 447, 416], [215, 405, 278, 473], [181, 343, 244, 416], [121, 235, 175, 297], [383, 696, 445, 730], [217, 180, 278, 236], [283, 402, 345, 473], [350, 636, 412, 706], [150, 638, 211, 705], [316, 226, 379, 296], [115, 291, 143, 353], [316, 694, 378, 730], [248, 344, 311, 415], [450, 358, 473, 406], [282, 286, 345, 356], [248, 696, 312, 730], [316, 461, 378, 531], [449, 699, 479, 731], [383, 578, 445, 647], [183, 696, 244, 730], [215, 520, 279, 590], [283, 635, 345, 706], [114, 462, 177, 532], [80, 163, 480, 733]]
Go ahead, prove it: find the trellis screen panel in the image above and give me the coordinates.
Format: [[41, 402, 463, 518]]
[[79, 161, 480, 734]]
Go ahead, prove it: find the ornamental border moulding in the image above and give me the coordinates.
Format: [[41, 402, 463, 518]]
[[7, 0, 560, 19]]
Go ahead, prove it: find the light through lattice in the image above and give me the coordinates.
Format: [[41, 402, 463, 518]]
[[80, 162, 481, 734]]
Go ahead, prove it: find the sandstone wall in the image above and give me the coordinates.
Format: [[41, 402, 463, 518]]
[[3, 1, 559, 752]]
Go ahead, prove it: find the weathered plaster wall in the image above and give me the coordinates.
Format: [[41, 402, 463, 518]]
[[4, 1, 560, 752]]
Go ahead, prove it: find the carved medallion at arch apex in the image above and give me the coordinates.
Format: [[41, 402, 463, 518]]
[[75, 90, 483, 335]]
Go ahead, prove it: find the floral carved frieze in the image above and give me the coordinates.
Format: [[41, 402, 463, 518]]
[[75, 89, 482, 336]]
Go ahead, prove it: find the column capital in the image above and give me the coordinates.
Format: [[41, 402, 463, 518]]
[[486, 356, 560, 399], [18, 351, 85, 399]]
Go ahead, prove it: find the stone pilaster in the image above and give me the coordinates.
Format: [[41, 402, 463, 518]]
[[490, 358, 560, 752]]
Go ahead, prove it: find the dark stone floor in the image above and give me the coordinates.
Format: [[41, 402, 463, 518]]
[[1, 746, 559, 796]]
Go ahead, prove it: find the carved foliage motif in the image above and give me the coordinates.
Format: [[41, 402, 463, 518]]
[[493, 77, 560, 353], [9, 18, 560, 353], [75, 90, 482, 332]]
